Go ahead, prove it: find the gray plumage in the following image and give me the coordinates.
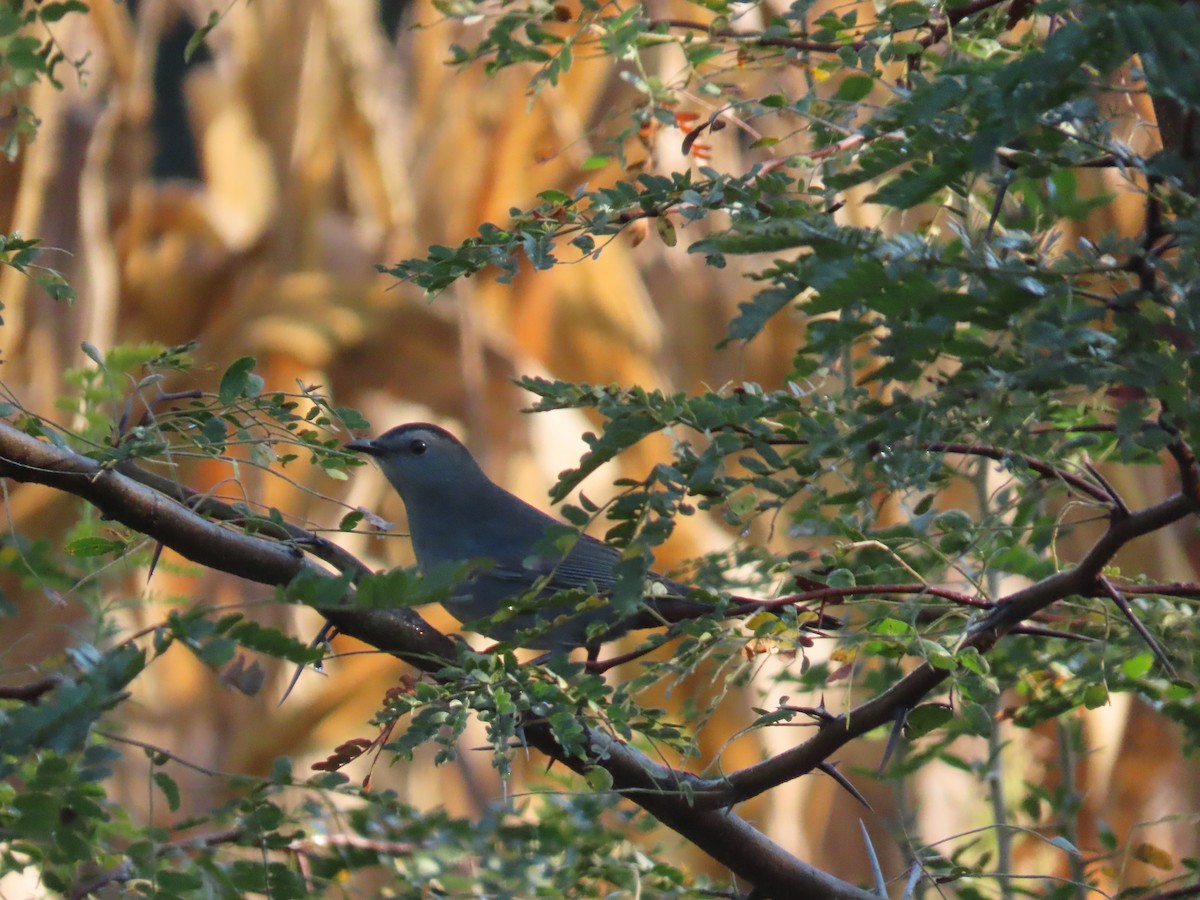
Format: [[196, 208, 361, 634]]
[[347, 423, 703, 652]]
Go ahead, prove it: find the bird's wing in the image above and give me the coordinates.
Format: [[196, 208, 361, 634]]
[[485, 532, 691, 598], [553, 533, 622, 591], [479, 533, 613, 593], [475, 530, 718, 643]]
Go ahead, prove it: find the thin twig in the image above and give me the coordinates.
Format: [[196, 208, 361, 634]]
[[1082, 456, 1130, 518], [1096, 576, 1176, 678], [915, 442, 1113, 505], [649, 0, 1010, 54], [0, 674, 65, 702], [1115, 581, 1200, 598], [1008, 624, 1091, 641], [746, 430, 1116, 505], [96, 730, 250, 781]]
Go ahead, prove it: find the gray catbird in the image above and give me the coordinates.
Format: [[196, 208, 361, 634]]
[[347, 423, 723, 654]]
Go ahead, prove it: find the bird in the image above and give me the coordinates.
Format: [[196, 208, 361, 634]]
[[346, 423, 720, 656]]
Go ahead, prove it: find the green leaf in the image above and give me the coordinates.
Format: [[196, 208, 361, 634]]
[[37, 2, 88, 24], [338, 510, 364, 531], [584, 766, 614, 792], [835, 74, 875, 102], [1082, 683, 1109, 709], [186, 10, 220, 62], [825, 568, 855, 588], [656, 216, 677, 247], [870, 617, 912, 636], [201, 415, 228, 445], [956, 647, 988, 676], [279, 567, 355, 608], [153, 772, 181, 812], [218, 356, 263, 404], [1049, 835, 1081, 856], [157, 871, 203, 892], [920, 639, 956, 670], [80, 342, 105, 367], [723, 286, 796, 343], [904, 703, 954, 739], [1121, 651, 1154, 679], [65, 537, 126, 558], [227, 620, 325, 665]]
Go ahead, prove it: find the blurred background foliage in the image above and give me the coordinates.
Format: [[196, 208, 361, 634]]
[[1, 0, 1199, 897]]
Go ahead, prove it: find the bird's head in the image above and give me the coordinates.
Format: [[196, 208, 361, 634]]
[[346, 423, 488, 506]]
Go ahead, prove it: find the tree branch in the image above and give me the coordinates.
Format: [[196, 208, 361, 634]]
[[0, 421, 875, 900], [1097, 576, 1175, 677], [753, 432, 1115, 505], [682, 491, 1198, 809], [0, 674, 66, 702], [905, 442, 1114, 505], [649, 0, 1013, 54], [0, 421, 455, 669]]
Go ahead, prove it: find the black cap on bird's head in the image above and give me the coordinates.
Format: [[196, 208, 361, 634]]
[[346, 422, 464, 457], [346, 423, 489, 504]]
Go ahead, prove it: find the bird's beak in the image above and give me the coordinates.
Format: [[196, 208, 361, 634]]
[[345, 438, 381, 457]]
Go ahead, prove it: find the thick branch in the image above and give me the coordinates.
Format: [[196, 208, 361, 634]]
[[118, 462, 375, 581], [0, 422, 454, 668], [521, 729, 874, 899]]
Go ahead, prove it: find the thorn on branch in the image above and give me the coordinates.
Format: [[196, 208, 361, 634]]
[[280, 621, 339, 705], [877, 704, 910, 776], [779, 697, 837, 726], [147, 540, 165, 581], [817, 761, 873, 810], [985, 171, 1013, 240], [115, 394, 134, 439]]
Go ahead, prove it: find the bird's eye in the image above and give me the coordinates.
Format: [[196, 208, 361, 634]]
[[409, 439, 428, 456]]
